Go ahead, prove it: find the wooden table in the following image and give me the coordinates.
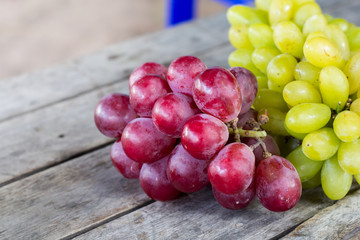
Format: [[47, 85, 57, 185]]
[[1, 1, 360, 239]]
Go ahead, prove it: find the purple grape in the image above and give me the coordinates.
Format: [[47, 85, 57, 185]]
[[242, 135, 280, 166]]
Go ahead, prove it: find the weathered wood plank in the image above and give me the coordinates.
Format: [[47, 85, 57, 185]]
[[0, 43, 233, 185], [0, 145, 151, 240], [0, 13, 229, 122], [72, 187, 336, 240], [282, 187, 360, 240]]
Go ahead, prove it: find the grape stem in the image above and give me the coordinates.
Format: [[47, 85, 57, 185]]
[[229, 118, 241, 142], [228, 127, 267, 138]]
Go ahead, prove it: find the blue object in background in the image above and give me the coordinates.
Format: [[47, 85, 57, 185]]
[[166, 0, 253, 26]]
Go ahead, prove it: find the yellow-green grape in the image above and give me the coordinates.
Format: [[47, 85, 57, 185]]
[[350, 98, 360, 116], [302, 128, 340, 161], [319, 66, 349, 110], [358, 88, 360, 99], [227, 5, 266, 26], [345, 27, 360, 50], [268, 0, 293, 25], [303, 36, 345, 68], [228, 25, 254, 50], [254, 9, 269, 25], [267, 79, 285, 93], [350, 49, 360, 58], [283, 80, 321, 107], [255, 74, 268, 89], [333, 111, 360, 142], [253, 89, 288, 112], [326, 24, 350, 61], [273, 21, 304, 58], [267, 54, 297, 87], [294, 61, 320, 88], [252, 47, 281, 74], [258, 108, 288, 136], [355, 174, 360, 185], [284, 122, 307, 139], [302, 14, 328, 37], [305, 31, 328, 41], [324, 14, 334, 22], [343, 53, 360, 94], [302, 170, 321, 189], [321, 155, 352, 200], [338, 139, 360, 175], [329, 18, 350, 32], [293, 2, 322, 28], [285, 103, 331, 133], [287, 146, 323, 182], [292, 0, 314, 10], [228, 49, 262, 76], [255, 0, 273, 11], [248, 24, 275, 48]]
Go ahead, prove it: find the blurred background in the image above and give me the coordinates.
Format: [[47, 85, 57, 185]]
[[1, 0, 228, 80]]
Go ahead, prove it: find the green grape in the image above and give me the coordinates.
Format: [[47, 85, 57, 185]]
[[258, 108, 288, 136], [268, 0, 293, 25], [326, 24, 350, 61], [283, 80, 322, 107], [345, 27, 360, 50], [253, 89, 289, 112], [267, 79, 285, 93], [273, 21, 304, 58], [321, 155, 352, 200], [228, 49, 262, 76], [293, 2, 321, 27], [303, 36, 345, 68], [228, 25, 254, 49], [343, 53, 360, 94], [285, 103, 331, 133], [227, 5, 266, 26], [284, 122, 307, 139], [355, 174, 360, 185], [305, 31, 328, 41], [350, 98, 360, 116], [287, 146, 323, 182], [319, 66, 349, 110], [302, 14, 328, 37], [254, 9, 270, 25], [358, 88, 360, 99], [350, 49, 360, 58], [302, 128, 340, 161], [329, 18, 350, 32], [294, 61, 320, 88], [267, 53, 297, 86], [302, 170, 321, 189], [252, 47, 280, 74], [256, 74, 269, 89], [255, 0, 273, 11], [248, 24, 275, 48], [274, 135, 301, 157], [338, 139, 360, 175], [333, 111, 360, 142], [292, 0, 314, 10], [324, 14, 334, 22]]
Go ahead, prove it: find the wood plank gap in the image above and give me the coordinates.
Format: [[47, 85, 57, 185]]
[[270, 218, 309, 240], [60, 199, 155, 240], [0, 140, 113, 188]]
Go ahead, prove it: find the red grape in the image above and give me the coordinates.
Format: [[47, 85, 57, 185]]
[[94, 93, 137, 138], [193, 67, 242, 123], [167, 144, 210, 193], [212, 176, 255, 210], [152, 93, 200, 137], [121, 118, 176, 163], [181, 114, 229, 160], [256, 155, 302, 212], [110, 139, 142, 179], [208, 142, 255, 194], [242, 135, 280, 166], [167, 56, 207, 95], [130, 74, 171, 117], [129, 62, 167, 88], [140, 155, 181, 201], [229, 67, 258, 115]]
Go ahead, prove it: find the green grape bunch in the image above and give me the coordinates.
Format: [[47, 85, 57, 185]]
[[226, 0, 360, 200]]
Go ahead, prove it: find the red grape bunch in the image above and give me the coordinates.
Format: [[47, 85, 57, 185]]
[[94, 56, 302, 212]]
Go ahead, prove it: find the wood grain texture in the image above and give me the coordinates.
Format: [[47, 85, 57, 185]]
[[0, 13, 228, 122], [0, 145, 152, 240], [282, 188, 360, 240], [73, 187, 335, 240], [0, 43, 233, 185]]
